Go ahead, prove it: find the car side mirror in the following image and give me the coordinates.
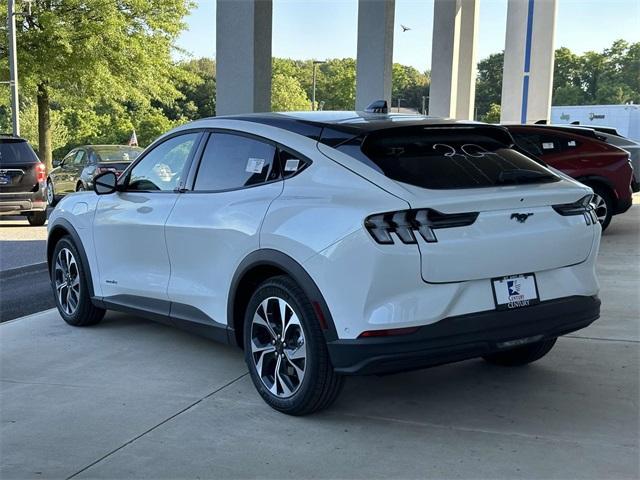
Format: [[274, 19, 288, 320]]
[[94, 171, 118, 195]]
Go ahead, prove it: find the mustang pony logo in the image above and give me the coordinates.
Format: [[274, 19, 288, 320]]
[[511, 213, 534, 223]]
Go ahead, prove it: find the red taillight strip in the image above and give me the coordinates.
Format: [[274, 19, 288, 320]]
[[35, 163, 46, 183]]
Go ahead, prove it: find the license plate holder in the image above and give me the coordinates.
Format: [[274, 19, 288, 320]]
[[492, 273, 540, 310]]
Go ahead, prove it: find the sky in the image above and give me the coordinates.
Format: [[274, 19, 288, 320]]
[[177, 0, 640, 71]]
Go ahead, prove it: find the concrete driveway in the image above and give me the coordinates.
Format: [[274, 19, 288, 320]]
[[1, 208, 638, 479]]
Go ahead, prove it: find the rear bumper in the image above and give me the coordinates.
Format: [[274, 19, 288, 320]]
[[327, 295, 600, 375], [0, 188, 47, 215]]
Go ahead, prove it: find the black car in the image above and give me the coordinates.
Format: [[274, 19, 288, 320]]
[[0, 136, 48, 226], [47, 145, 143, 206]]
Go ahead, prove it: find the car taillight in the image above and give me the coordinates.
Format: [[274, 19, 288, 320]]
[[35, 163, 46, 183], [365, 208, 479, 245], [552, 195, 597, 225]]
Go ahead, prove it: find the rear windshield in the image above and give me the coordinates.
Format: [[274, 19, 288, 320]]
[[94, 147, 142, 162], [336, 128, 560, 189], [0, 139, 39, 165]]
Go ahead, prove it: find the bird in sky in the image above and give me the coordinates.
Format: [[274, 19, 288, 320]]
[[401, 24, 411, 32]]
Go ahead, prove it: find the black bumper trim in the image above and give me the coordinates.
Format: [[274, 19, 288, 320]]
[[327, 295, 600, 375]]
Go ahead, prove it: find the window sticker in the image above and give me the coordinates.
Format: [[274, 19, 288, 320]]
[[567, 140, 576, 147], [246, 157, 265, 174], [542, 142, 555, 150], [284, 158, 300, 172]]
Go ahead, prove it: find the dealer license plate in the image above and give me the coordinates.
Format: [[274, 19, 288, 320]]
[[492, 274, 539, 310]]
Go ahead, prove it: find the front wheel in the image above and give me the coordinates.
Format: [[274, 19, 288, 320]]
[[46, 179, 58, 207], [51, 236, 105, 327], [244, 276, 343, 415], [483, 337, 557, 366]]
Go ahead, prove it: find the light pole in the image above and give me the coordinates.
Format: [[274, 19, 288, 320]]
[[7, 0, 20, 136], [311, 60, 326, 111]]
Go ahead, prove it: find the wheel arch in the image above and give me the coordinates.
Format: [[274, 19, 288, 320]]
[[47, 218, 96, 298], [227, 249, 338, 348]]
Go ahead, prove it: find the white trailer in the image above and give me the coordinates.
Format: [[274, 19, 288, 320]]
[[551, 104, 640, 141]]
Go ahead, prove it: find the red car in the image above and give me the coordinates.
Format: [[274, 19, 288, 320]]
[[506, 125, 634, 230]]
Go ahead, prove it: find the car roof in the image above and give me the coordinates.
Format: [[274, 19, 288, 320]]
[[189, 111, 512, 146], [504, 123, 603, 140]]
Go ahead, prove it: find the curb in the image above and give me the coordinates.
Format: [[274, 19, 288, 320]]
[[0, 262, 48, 280]]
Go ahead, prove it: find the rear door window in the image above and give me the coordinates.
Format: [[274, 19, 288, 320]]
[[337, 128, 559, 189], [193, 133, 279, 191], [0, 139, 39, 165]]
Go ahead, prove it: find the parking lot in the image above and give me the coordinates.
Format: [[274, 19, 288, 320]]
[[0, 207, 638, 479]]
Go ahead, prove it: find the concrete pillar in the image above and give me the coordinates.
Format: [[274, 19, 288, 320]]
[[455, 0, 479, 120], [501, 0, 557, 124], [355, 0, 395, 111], [429, 0, 461, 118], [216, 0, 272, 115], [430, 0, 478, 119]]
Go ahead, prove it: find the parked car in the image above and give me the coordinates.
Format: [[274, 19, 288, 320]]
[[47, 145, 142, 206], [0, 135, 48, 226], [592, 131, 640, 187], [47, 112, 601, 415], [505, 124, 634, 230]]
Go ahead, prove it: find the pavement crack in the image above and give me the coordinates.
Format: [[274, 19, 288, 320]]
[[65, 372, 249, 480], [564, 335, 639, 344]]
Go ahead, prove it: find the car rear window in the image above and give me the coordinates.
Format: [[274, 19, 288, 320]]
[[94, 147, 142, 162], [335, 127, 559, 189], [0, 139, 39, 165]]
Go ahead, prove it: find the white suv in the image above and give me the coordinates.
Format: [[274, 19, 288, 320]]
[[47, 112, 601, 415]]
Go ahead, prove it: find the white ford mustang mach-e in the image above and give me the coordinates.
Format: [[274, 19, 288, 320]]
[[47, 111, 601, 415]]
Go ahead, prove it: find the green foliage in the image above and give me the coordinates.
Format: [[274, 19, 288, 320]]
[[392, 63, 430, 112], [481, 103, 501, 124], [475, 52, 505, 121], [272, 74, 310, 111]]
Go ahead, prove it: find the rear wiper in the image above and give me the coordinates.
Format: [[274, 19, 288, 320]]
[[497, 169, 555, 184]]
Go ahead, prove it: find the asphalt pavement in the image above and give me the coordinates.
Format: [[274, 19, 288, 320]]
[[0, 215, 53, 322]]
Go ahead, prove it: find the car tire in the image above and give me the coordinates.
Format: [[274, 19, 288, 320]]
[[243, 275, 344, 415], [590, 185, 613, 231], [27, 211, 47, 226], [482, 337, 557, 366], [46, 179, 58, 207], [51, 236, 105, 327]]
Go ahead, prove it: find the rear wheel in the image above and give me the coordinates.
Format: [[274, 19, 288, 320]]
[[51, 236, 105, 326], [483, 337, 557, 366], [46, 179, 58, 207], [27, 211, 47, 226], [590, 185, 613, 231], [244, 275, 343, 415]]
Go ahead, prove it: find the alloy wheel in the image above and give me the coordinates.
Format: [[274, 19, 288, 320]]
[[46, 182, 54, 204], [54, 247, 81, 316], [592, 193, 608, 225], [250, 297, 307, 398]]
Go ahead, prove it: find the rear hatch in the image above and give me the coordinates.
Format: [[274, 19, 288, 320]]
[[0, 138, 42, 193], [332, 125, 596, 283]]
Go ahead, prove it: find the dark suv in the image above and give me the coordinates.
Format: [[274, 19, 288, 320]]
[[505, 125, 634, 230], [0, 136, 48, 226], [47, 145, 142, 206]]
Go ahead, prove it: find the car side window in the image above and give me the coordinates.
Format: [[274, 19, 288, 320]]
[[513, 132, 561, 157], [278, 148, 307, 179], [126, 133, 198, 192], [72, 150, 86, 166], [62, 150, 76, 167], [193, 133, 279, 191]]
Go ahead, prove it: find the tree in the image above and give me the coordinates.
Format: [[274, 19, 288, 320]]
[[1, 0, 195, 170], [475, 52, 504, 121], [392, 63, 429, 112], [272, 74, 310, 111]]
